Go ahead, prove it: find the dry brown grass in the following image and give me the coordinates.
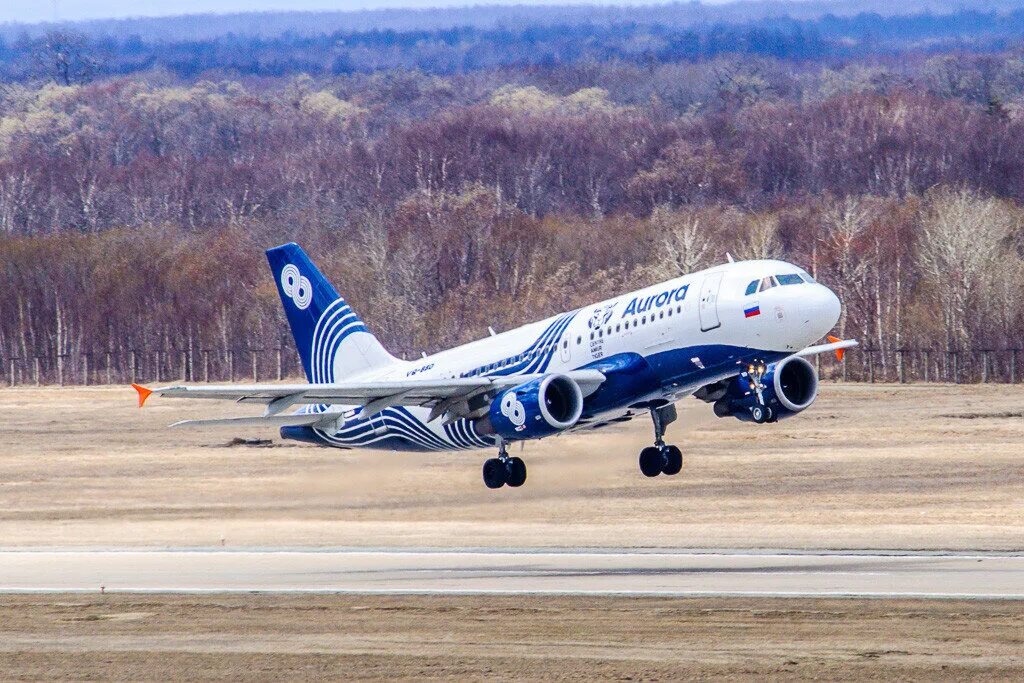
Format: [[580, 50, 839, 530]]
[[0, 593, 1021, 680], [0, 383, 1021, 550]]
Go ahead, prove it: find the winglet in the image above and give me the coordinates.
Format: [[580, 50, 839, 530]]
[[826, 335, 845, 361], [132, 383, 153, 408]]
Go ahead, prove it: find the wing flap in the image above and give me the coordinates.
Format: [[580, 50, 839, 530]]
[[141, 369, 608, 410], [170, 411, 344, 429]]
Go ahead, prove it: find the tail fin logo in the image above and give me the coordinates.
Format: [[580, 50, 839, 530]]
[[280, 264, 312, 310]]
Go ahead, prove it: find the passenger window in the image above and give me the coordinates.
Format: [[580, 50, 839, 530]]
[[577, 336, 582, 345], [776, 273, 803, 286], [659, 311, 664, 319], [615, 324, 621, 332], [745, 280, 758, 296]]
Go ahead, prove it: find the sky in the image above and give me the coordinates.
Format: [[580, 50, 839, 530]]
[[0, 0, 704, 25]]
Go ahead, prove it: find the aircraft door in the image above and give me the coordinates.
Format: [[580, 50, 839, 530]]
[[560, 336, 571, 365], [699, 272, 723, 332]]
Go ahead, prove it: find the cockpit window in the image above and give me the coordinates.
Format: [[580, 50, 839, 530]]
[[776, 273, 804, 286], [799, 270, 816, 283], [745, 280, 758, 296], [758, 276, 777, 292]]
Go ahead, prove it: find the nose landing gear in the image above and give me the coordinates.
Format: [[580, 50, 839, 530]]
[[638, 405, 683, 477], [482, 438, 527, 489], [745, 360, 775, 424]]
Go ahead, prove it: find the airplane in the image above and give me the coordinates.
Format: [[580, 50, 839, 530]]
[[133, 242, 856, 489]]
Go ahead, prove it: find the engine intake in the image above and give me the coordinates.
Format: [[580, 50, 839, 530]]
[[476, 374, 584, 440], [713, 356, 818, 423]]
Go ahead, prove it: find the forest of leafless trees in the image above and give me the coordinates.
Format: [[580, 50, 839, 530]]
[[1, 6, 1023, 385]]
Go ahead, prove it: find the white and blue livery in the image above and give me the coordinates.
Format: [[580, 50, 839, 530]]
[[135, 243, 855, 489]]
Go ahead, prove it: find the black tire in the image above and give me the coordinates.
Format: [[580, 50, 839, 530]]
[[505, 457, 527, 487], [639, 446, 664, 477], [483, 458, 506, 489], [661, 445, 682, 475], [751, 405, 768, 424]]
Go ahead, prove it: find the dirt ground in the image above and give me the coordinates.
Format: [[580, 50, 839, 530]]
[[0, 383, 1021, 550], [0, 593, 1020, 680]]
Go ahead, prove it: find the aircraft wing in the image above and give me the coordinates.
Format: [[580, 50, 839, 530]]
[[133, 369, 606, 426], [793, 336, 859, 361]]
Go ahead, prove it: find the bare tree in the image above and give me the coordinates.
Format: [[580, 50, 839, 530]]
[[653, 205, 711, 276], [917, 188, 1015, 349], [736, 213, 782, 261], [34, 32, 98, 86], [823, 197, 871, 340]]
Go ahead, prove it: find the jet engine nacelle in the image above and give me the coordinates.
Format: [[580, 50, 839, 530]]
[[475, 374, 584, 440], [713, 356, 818, 423]]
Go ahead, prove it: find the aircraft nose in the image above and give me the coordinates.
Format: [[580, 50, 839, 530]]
[[802, 284, 841, 337]]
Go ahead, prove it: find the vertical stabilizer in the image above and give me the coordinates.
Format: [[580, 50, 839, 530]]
[[266, 243, 397, 382]]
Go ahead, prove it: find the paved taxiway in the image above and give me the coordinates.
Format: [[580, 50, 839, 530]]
[[1, 549, 1021, 598]]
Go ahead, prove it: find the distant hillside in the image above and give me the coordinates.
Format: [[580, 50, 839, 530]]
[[2, 5, 1024, 82], [3, 1, 1024, 40]]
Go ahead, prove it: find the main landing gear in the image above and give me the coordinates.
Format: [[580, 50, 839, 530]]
[[482, 438, 527, 489], [639, 404, 683, 477]]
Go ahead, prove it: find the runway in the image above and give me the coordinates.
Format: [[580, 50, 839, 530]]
[[1, 548, 1022, 598]]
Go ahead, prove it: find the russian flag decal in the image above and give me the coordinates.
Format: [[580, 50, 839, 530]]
[[744, 305, 761, 318]]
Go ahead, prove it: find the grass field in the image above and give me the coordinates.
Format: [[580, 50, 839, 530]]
[[0, 383, 1021, 550], [0, 594, 1021, 680]]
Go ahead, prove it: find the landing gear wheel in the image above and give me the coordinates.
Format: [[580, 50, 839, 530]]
[[483, 457, 507, 489], [639, 446, 664, 477], [750, 404, 773, 424], [505, 457, 527, 487], [661, 445, 682, 475]]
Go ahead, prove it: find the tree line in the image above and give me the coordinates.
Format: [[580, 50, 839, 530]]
[[4, 8, 1024, 81], [2, 187, 1021, 383], [0, 22, 1022, 383]]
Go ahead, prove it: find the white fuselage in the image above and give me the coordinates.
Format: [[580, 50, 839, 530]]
[[302, 259, 841, 451]]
